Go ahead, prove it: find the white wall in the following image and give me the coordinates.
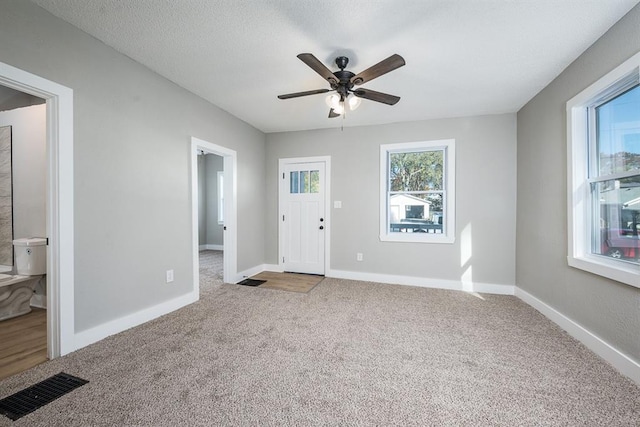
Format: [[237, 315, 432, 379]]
[[0, 104, 46, 240], [517, 4, 640, 363], [0, 1, 266, 333], [266, 114, 517, 288]]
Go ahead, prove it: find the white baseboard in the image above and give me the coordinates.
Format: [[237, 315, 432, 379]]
[[235, 264, 267, 282], [199, 244, 223, 251], [515, 287, 640, 386], [327, 269, 515, 295], [263, 264, 284, 273], [232, 264, 283, 284], [236, 265, 513, 295], [73, 291, 198, 351]]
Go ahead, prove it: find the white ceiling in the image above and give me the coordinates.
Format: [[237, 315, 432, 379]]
[[30, 0, 640, 133]]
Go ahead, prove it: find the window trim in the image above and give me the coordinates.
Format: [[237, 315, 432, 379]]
[[566, 51, 640, 288], [379, 139, 456, 244]]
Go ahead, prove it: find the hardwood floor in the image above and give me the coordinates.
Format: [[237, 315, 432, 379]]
[[251, 271, 324, 293], [0, 308, 47, 381]]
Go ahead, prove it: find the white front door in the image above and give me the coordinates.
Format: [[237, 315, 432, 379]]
[[280, 160, 326, 275]]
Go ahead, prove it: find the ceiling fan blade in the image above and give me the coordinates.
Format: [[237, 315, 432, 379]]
[[353, 88, 401, 105], [278, 88, 330, 100], [328, 108, 340, 118], [297, 53, 339, 85], [350, 54, 405, 86]]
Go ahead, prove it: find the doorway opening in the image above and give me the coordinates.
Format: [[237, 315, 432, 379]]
[[197, 151, 224, 285], [191, 137, 237, 294], [0, 86, 47, 380], [0, 61, 75, 363]]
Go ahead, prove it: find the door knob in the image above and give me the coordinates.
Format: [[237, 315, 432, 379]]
[[319, 225, 324, 230]]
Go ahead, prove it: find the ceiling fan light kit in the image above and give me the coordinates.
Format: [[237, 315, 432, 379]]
[[278, 53, 405, 119], [324, 93, 361, 116]]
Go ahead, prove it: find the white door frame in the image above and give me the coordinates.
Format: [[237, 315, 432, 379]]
[[0, 61, 75, 358], [190, 137, 237, 288], [278, 156, 331, 275]]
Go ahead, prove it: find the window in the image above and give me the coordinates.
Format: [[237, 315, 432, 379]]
[[289, 169, 320, 194], [567, 51, 640, 288], [380, 139, 455, 243], [217, 171, 224, 224]]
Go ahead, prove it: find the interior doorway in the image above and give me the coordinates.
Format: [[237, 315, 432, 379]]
[[0, 61, 75, 360], [0, 86, 47, 380], [190, 137, 237, 292], [196, 151, 224, 285]]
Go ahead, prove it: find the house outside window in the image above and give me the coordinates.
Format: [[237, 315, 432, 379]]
[[567, 51, 640, 288], [380, 139, 455, 243]]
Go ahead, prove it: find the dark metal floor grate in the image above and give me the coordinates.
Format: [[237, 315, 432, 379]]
[[0, 372, 89, 421], [236, 278, 266, 287]]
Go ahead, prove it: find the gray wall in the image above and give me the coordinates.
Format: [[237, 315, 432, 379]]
[[0, 1, 266, 332], [517, 4, 640, 362], [205, 154, 224, 246], [197, 155, 207, 244], [196, 153, 224, 247], [0, 104, 46, 241], [266, 114, 517, 286]]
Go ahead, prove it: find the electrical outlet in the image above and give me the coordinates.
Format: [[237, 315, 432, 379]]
[[166, 269, 174, 283], [356, 253, 363, 261]]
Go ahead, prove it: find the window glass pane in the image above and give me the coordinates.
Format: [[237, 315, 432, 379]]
[[300, 171, 309, 193], [591, 175, 640, 264], [388, 193, 443, 234], [596, 84, 640, 176], [389, 150, 444, 191], [290, 171, 299, 194], [310, 170, 319, 193]]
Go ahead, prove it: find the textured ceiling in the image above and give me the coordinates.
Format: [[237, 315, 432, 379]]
[[30, 0, 640, 133]]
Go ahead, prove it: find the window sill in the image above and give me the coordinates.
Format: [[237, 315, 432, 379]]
[[380, 234, 455, 244], [568, 255, 639, 288]]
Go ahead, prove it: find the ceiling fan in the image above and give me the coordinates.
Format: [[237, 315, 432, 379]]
[[278, 53, 406, 118]]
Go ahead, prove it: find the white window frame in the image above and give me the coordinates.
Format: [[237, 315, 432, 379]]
[[567, 51, 640, 288], [379, 139, 456, 244]]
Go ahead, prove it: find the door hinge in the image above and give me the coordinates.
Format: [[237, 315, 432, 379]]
[[282, 257, 285, 263], [282, 215, 285, 221], [282, 173, 285, 179]]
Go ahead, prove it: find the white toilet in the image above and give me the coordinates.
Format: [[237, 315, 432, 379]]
[[0, 237, 46, 321]]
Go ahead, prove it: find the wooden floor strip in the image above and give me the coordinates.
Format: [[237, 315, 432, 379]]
[[251, 271, 324, 293], [0, 308, 48, 381]]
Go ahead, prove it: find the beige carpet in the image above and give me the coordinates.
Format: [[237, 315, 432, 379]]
[[0, 255, 638, 425], [198, 250, 223, 284]]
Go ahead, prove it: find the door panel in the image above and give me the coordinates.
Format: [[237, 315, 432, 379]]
[[281, 161, 325, 274]]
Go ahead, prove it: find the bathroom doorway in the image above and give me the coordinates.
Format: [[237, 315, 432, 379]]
[[0, 84, 47, 380], [0, 61, 75, 369], [191, 137, 237, 295]]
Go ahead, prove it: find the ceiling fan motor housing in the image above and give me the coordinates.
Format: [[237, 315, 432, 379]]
[[332, 56, 355, 98]]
